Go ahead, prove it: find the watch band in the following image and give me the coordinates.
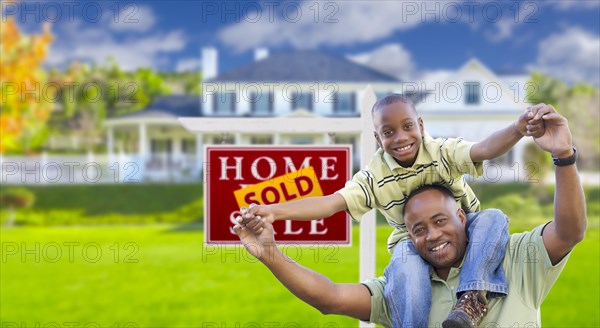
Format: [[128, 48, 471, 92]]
[[553, 147, 577, 166]]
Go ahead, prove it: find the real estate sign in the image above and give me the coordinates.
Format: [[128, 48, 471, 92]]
[[205, 146, 352, 245]]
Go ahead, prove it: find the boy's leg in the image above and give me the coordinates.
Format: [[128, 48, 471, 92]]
[[458, 208, 509, 297], [443, 209, 509, 328], [384, 239, 431, 328]]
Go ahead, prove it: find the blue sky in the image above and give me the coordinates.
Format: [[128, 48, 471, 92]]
[[5, 0, 600, 84]]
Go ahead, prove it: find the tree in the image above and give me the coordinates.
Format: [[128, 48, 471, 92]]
[[0, 4, 53, 153], [46, 60, 171, 151], [527, 72, 600, 170]]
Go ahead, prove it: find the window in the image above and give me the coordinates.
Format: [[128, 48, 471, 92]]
[[251, 91, 273, 114], [212, 134, 234, 144], [464, 82, 480, 105], [214, 92, 236, 114], [150, 139, 172, 154], [289, 136, 314, 144], [292, 91, 313, 111], [333, 92, 356, 113], [181, 139, 196, 154], [250, 135, 273, 144]]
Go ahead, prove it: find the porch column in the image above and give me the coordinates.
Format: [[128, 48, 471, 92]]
[[107, 126, 114, 159], [138, 123, 148, 179], [196, 133, 204, 177], [234, 132, 242, 145], [138, 123, 147, 158], [273, 133, 281, 145]]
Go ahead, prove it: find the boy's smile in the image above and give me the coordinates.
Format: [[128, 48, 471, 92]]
[[373, 101, 424, 167]]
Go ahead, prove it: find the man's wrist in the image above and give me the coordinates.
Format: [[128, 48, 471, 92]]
[[552, 147, 577, 166], [552, 147, 574, 158], [258, 244, 279, 263]]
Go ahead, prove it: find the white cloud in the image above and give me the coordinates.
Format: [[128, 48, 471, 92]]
[[415, 70, 454, 90], [108, 5, 156, 32], [176, 58, 201, 72], [482, 2, 539, 43], [530, 27, 600, 85], [348, 43, 416, 80], [484, 18, 518, 43], [46, 18, 186, 71], [218, 1, 441, 52]]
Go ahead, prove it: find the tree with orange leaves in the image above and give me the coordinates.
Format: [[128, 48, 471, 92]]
[[0, 1, 53, 153]]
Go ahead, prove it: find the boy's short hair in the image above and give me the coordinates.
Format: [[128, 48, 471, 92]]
[[372, 93, 417, 115], [402, 184, 456, 216]]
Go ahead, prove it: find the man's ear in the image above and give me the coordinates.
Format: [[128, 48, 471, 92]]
[[418, 117, 424, 135], [457, 208, 467, 227], [373, 131, 382, 148]]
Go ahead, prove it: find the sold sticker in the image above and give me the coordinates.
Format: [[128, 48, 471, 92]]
[[234, 166, 324, 208]]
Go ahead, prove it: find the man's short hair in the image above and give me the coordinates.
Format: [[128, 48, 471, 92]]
[[402, 184, 457, 217], [372, 93, 417, 115]]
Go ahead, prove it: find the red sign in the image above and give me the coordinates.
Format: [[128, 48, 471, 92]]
[[205, 146, 352, 245]]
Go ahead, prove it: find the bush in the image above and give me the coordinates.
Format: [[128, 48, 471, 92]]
[[0, 188, 35, 209]]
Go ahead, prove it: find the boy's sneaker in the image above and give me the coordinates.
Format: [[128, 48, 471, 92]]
[[442, 290, 488, 328]]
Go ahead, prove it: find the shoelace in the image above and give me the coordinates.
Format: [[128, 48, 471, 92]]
[[454, 291, 488, 326]]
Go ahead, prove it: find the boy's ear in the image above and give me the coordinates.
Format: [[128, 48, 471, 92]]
[[373, 131, 382, 148], [418, 117, 424, 134]]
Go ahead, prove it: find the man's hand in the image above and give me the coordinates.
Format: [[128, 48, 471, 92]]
[[233, 215, 276, 262], [531, 105, 573, 157]]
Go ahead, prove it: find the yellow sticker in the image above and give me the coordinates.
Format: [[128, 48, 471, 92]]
[[234, 166, 324, 208]]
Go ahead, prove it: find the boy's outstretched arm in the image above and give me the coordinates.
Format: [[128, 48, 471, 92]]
[[470, 103, 549, 162], [238, 193, 348, 225]]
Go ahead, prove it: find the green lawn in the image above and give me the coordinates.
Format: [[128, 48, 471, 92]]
[[1, 225, 598, 327]]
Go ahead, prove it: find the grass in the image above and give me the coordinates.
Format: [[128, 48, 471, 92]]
[[1, 225, 598, 327]]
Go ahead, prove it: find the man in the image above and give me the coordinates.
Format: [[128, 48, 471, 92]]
[[233, 105, 586, 327]]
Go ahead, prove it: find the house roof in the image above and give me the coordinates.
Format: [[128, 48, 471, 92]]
[[209, 50, 400, 82], [111, 95, 202, 120]]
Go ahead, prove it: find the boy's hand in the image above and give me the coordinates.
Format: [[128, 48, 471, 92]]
[[237, 203, 276, 227], [517, 104, 546, 138]]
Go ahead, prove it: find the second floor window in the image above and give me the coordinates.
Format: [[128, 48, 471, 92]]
[[251, 92, 273, 114], [464, 82, 480, 105], [333, 92, 356, 113], [292, 91, 313, 111], [214, 92, 236, 114]]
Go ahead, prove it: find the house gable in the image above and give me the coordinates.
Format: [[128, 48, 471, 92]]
[[418, 58, 528, 113]]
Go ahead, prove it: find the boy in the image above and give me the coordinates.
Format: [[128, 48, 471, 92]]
[[237, 94, 546, 327]]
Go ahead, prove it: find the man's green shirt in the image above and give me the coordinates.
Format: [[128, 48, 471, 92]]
[[363, 224, 571, 327]]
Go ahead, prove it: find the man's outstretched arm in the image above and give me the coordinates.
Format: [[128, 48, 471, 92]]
[[532, 106, 587, 264], [233, 217, 372, 321]]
